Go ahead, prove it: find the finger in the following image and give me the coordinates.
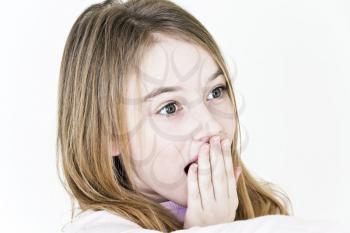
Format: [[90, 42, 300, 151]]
[[197, 143, 215, 204], [187, 163, 203, 210], [210, 136, 228, 201], [221, 138, 236, 199]]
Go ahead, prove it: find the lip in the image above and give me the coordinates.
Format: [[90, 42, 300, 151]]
[[184, 154, 199, 175]]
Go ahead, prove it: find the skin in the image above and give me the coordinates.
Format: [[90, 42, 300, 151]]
[[184, 135, 241, 228], [112, 33, 238, 209]]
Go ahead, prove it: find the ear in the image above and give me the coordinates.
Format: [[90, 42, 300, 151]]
[[112, 141, 121, 157]]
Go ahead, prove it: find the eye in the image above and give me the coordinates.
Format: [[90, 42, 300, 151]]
[[157, 101, 181, 118], [156, 84, 228, 118], [207, 84, 227, 101]]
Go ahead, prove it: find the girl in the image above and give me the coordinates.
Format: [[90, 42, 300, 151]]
[[57, 0, 294, 232]]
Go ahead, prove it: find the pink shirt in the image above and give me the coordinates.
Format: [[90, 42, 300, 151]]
[[160, 200, 187, 223]]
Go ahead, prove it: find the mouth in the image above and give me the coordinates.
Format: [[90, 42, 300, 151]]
[[184, 154, 199, 175]]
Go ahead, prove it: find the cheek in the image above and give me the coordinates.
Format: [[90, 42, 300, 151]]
[[149, 114, 194, 139], [213, 99, 235, 122], [211, 98, 234, 116], [151, 143, 186, 185]]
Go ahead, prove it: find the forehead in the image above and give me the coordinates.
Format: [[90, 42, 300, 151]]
[[133, 34, 220, 97]]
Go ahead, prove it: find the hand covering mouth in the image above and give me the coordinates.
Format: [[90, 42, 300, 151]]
[[184, 154, 199, 175]]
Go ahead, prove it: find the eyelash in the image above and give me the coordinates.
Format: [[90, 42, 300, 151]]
[[156, 84, 228, 118]]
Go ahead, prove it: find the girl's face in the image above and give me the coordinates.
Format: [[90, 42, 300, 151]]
[[114, 33, 236, 206]]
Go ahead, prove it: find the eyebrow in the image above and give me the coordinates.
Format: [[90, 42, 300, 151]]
[[142, 69, 223, 102]]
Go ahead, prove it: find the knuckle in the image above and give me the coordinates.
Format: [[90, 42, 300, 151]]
[[205, 180, 212, 190], [223, 145, 231, 157], [205, 182, 213, 190], [191, 192, 200, 200], [217, 172, 226, 184]]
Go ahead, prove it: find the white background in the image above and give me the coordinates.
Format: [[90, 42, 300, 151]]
[[0, 0, 349, 232]]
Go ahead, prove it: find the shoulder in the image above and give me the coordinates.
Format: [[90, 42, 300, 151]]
[[61, 209, 143, 233]]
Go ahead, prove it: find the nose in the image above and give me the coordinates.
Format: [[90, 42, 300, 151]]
[[190, 102, 225, 141]]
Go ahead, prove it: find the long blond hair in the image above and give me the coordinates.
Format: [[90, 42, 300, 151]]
[[57, 0, 293, 231]]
